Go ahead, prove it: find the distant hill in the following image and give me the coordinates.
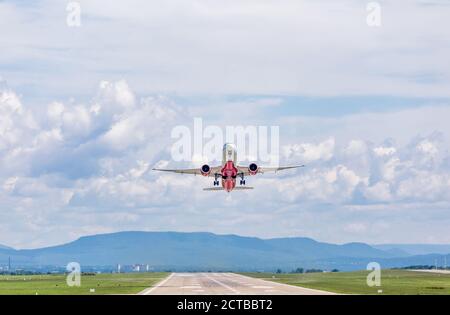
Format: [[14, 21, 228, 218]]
[[373, 244, 450, 256], [0, 244, 12, 250], [0, 232, 449, 271]]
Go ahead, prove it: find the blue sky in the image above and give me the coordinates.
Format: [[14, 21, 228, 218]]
[[1, 0, 450, 248]]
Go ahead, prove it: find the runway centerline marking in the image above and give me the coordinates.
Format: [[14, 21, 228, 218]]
[[203, 273, 240, 294]]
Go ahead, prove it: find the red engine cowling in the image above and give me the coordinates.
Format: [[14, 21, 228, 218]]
[[200, 164, 211, 176], [248, 163, 258, 175]]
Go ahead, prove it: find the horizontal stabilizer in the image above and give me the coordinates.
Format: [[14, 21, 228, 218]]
[[203, 186, 254, 191], [203, 187, 224, 191]]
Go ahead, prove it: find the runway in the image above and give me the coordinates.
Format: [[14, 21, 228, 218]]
[[139, 272, 335, 295], [410, 269, 450, 274]]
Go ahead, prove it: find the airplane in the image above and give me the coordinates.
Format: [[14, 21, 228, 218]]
[[152, 143, 304, 192]]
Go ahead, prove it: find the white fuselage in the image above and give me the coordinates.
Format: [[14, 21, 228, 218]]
[[222, 143, 237, 165]]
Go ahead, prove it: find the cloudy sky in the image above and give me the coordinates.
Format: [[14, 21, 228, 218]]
[[1, 0, 450, 248]]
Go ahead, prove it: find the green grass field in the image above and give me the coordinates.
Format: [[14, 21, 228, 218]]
[[242, 270, 450, 295], [0, 272, 169, 295], [3, 270, 450, 295]]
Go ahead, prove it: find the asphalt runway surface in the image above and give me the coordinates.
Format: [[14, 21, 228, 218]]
[[139, 272, 335, 295]]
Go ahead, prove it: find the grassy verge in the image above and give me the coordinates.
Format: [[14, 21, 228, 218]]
[[0, 272, 169, 295], [241, 270, 450, 295]]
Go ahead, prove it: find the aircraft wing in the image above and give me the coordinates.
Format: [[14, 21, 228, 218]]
[[152, 166, 222, 177], [236, 165, 305, 175]]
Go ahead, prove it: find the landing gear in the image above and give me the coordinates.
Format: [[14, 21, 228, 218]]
[[239, 173, 245, 185], [213, 174, 220, 186]]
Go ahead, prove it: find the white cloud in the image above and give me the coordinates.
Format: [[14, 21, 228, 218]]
[[2, 176, 18, 192], [2, 0, 450, 98], [97, 80, 136, 109], [0, 89, 39, 151], [345, 140, 368, 156], [0, 80, 450, 247], [283, 138, 335, 163], [363, 181, 392, 202], [1, 0, 449, 246], [373, 146, 396, 157]]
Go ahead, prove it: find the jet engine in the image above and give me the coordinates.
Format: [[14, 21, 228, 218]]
[[200, 164, 211, 176], [248, 163, 258, 175]]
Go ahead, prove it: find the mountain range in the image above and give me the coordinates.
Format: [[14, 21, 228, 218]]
[[1, 231, 449, 272]]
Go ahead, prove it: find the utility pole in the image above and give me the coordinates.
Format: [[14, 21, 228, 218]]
[[8, 256, 11, 272]]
